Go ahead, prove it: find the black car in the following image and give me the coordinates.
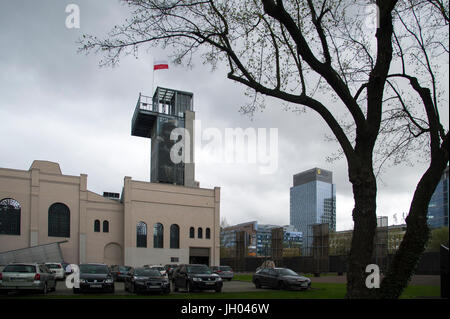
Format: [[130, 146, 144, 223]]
[[124, 267, 170, 294], [172, 264, 223, 293], [73, 263, 115, 293], [252, 267, 311, 290], [110, 265, 132, 282]]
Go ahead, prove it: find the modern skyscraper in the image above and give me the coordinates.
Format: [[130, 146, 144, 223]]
[[290, 168, 336, 253], [427, 166, 449, 229]]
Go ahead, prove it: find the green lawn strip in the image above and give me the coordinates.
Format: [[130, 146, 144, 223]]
[[2, 283, 439, 300], [399, 285, 441, 299]]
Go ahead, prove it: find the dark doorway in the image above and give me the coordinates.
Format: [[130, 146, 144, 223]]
[[189, 247, 210, 266], [189, 256, 209, 266]]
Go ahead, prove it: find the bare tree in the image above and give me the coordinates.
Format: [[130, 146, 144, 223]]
[[79, 0, 449, 298]]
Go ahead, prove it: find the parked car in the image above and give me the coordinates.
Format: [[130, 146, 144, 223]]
[[45, 262, 65, 280], [172, 264, 222, 293], [74, 263, 114, 293], [0, 263, 57, 294], [124, 267, 170, 294], [252, 267, 311, 290], [110, 265, 132, 282], [211, 266, 234, 281], [164, 264, 179, 280], [144, 265, 167, 277], [61, 262, 73, 275]]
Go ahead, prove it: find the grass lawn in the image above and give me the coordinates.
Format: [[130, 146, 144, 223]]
[[4, 283, 439, 299]]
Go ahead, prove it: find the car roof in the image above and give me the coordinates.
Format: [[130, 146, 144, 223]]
[[79, 263, 108, 266], [182, 264, 211, 268]]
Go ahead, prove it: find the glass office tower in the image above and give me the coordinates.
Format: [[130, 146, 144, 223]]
[[290, 168, 336, 254], [427, 166, 449, 229]]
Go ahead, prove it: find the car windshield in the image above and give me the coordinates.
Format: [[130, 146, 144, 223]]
[[152, 266, 164, 271], [220, 266, 232, 271], [278, 269, 299, 276], [79, 264, 109, 274], [135, 269, 161, 277], [46, 264, 61, 269], [119, 266, 131, 272], [3, 265, 36, 273], [187, 265, 211, 274]]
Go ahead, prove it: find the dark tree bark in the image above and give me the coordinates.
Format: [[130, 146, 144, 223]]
[[347, 162, 378, 298]]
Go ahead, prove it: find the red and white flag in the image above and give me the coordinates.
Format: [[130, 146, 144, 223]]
[[153, 60, 169, 70]]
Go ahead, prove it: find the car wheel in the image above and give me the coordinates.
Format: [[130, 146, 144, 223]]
[[276, 281, 284, 290], [228, 278, 232, 281], [215, 287, 222, 293], [254, 279, 261, 288], [73, 287, 80, 294]]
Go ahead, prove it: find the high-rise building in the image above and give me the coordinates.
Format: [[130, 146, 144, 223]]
[[427, 166, 449, 229], [290, 168, 336, 253]]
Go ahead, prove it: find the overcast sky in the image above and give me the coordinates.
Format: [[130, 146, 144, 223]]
[[0, 0, 448, 231]]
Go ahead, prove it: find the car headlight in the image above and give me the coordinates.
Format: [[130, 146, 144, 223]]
[[216, 276, 222, 281], [78, 279, 86, 284], [105, 278, 114, 284], [192, 277, 202, 282]]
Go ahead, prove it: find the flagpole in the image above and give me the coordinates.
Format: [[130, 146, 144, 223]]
[[151, 57, 155, 96]]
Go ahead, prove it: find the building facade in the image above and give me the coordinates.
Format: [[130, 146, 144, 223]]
[[221, 221, 302, 257], [427, 166, 449, 229], [290, 168, 336, 253], [0, 87, 221, 267]]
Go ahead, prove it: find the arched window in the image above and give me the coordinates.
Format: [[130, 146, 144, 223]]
[[103, 220, 109, 233], [206, 227, 211, 239], [137, 221, 147, 248], [189, 227, 195, 238], [198, 227, 203, 239], [0, 198, 21, 235], [153, 223, 164, 248], [170, 224, 180, 249], [48, 203, 70, 237], [94, 220, 100, 232]]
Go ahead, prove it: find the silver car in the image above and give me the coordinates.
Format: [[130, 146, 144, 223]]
[[45, 262, 65, 280], [0, 263, 57, 294], [211, 266, 234, 281]]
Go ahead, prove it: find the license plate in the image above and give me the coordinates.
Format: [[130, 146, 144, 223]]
[[90, 284, 102, 288], [206, 282, 215, 285], [11, 278, 25, 282]]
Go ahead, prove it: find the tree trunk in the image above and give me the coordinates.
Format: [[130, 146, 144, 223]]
[[377, 156, 448, 298], [346, 164, 378, 299]]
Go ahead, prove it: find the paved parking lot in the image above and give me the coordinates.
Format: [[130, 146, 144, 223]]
[[6, 279, 258, 296]]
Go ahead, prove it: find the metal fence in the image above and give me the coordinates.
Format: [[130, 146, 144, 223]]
[[220, 251, 441, 275]]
